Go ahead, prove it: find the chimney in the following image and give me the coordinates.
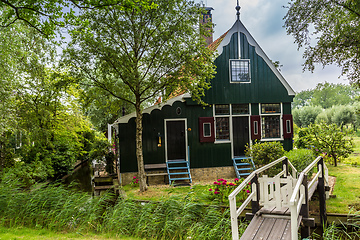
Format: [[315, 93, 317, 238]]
[[201, 6, 214, 46]]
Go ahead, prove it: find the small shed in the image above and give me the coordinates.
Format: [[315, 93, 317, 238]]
[[112, 5, 295, 184]]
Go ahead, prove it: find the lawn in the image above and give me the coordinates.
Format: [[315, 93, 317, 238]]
[[326, 136, 360, 213], [0, 227, 144, 240], [327, 164, 360, 213]]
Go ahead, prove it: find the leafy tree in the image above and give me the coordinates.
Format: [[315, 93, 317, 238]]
[[284, 1, 360, 84], [0, 0, 156, 37], [80, 86, 134, 132], [296, 122, 353, 166], [292, 89, 313, 109], [293, 105, 323, 128], [311, 82, 358, 109], [315, 105, 356, 129], [62, 1, 215, 192], [332, 105, 355, 129]]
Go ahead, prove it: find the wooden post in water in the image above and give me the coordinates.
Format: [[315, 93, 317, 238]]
[[282, 157, 289, 177], [251, 173, 260, 214], [318, 157, 327, 231], [300, 174, 310, 238]]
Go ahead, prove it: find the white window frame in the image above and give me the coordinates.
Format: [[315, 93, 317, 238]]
[[164, 118, 188, 162], [203, 122, 212, 137], [259, 103, 284, 141], [213, 104, 251, 144], [229, 59, 251, 83]]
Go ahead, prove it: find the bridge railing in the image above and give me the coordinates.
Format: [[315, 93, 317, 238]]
[[228, 156, 295, 240], [289, 156, 328, 240]]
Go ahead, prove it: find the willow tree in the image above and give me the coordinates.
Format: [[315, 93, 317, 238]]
[[284, 0, 360, 84], [62, 0, 215, 192]]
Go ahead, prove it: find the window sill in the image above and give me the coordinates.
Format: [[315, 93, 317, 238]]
[[260, 138, 284, 142], [215, 140, 231, 144]]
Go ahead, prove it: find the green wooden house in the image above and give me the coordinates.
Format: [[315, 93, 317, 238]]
[[111, 6, 295, 184]]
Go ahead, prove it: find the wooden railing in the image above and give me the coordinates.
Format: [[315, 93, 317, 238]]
[[229, 155, 329, 240], [228, 156, 295, 240], [289, 156, 328, 240]]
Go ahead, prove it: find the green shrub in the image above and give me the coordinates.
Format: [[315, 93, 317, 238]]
[[286, 148, 315, 172], [245, 141, 285, 167]]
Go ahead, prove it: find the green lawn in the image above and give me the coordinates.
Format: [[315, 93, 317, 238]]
[[325, 136, 360, 213], [327, 164, 360, 213], [0, 227, 144, 240]]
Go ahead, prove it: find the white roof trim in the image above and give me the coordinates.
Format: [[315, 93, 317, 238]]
[[216, 20, 295, 96], [111, 93, 191, 126]]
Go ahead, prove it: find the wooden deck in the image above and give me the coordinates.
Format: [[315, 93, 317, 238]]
[[240, 207, 302, 240]]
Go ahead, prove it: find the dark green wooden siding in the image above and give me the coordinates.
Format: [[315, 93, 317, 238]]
[[118, 101, 234, 173], [203, 32, 293, 105]]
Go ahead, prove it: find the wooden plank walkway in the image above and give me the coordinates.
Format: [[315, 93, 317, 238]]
[[240, 207, 301, 240]]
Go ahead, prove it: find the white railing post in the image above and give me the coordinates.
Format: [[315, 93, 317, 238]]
[[229, 196, 239, 240]]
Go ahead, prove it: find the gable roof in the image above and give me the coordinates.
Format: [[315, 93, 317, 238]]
[[214, 19, 295, 96]]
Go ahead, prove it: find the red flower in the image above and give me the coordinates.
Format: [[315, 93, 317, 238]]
[[133, 176, 137, 179], [246, 190, 250, 193], [209, 188, 213, 191], [234, 178, 239, 182], [214, 191, 219, 194]]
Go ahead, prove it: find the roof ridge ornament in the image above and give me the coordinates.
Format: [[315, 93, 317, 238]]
[[236, 0, 241, 20]]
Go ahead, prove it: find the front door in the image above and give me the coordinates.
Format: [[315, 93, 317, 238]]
[[232, 117, 250, 157], [165, 120, 187, 161]]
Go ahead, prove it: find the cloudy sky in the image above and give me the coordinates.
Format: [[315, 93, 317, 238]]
[[195, 0, 348, 92]]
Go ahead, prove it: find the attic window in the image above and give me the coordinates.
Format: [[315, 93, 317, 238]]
[[230, 59, 250, 83]]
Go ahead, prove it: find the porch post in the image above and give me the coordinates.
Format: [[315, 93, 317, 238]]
[[251, 173, 260, 214], [300, 174, 310, 238], [318, 157, 327, 231], [282, 157, 289, 177]]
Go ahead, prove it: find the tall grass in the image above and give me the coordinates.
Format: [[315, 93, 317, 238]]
[[0, 171, 246, 239]]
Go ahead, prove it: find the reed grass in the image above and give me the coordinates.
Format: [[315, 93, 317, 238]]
[[0, 171, 246, 239]]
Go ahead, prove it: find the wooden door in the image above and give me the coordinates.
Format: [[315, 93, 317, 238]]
[[232, 117, 249, 157], [166, 120, 186, 161]]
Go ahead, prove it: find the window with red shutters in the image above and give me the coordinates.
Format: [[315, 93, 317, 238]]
[[199, 117, 215, 142]]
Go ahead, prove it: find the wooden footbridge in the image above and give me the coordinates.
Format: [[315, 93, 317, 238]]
[[229, 156, 330, 240]]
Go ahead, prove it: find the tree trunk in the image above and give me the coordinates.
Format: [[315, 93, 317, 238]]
[[332, 153, 337, 167], [135, 99, 148, 192]]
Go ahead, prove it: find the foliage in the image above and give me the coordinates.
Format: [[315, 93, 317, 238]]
[[245, 141, 285, 167], [292, 89, 313, 109], [292, 83, 359, 109], [79, 86, 134, 132], [284, 1, 360, 84], [286, 148, 315, 172], [293, 105, 323, 128], [62, 0, 216, 192], [315, 105, 356, 129], [331, 105, 355, 128], [0, 0, 157, 37], [208, 178, 250, 203], [296, 122, 354, 166], [0, 174, 245, 240]]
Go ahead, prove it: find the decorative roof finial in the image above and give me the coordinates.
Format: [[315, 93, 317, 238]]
[[236, 0, 241, 20]]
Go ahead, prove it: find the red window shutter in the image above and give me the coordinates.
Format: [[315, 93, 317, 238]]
[[199, 117, 215, 143], [250, 115, 261, 140], [283, 114, 293, 139]]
